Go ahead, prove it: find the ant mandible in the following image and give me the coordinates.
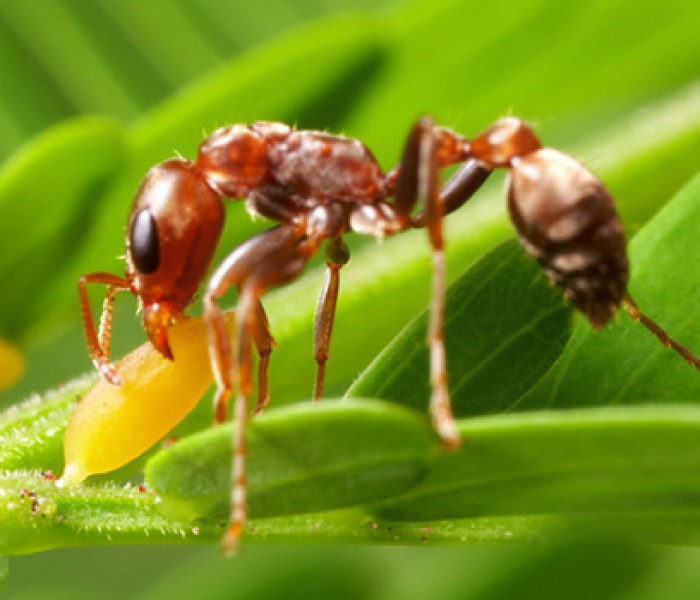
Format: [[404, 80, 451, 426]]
[[79, 116, 699, 553]]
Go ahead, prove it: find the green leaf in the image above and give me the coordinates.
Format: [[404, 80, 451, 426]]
[[0, 3, 142, 120], [375, 405, 700, 525], [0, 376, 93, 473], [0, 469, 215, 555], [0, 1, 397, 163], [137, 533, 657, 600], [349, 0, 700, 161], [0, 468, 544, 555], [591, 80, 700, 232], [145, 400, 435, 520], [0, 116, 125, 336], [346, 239, 573, 416], [520, 171, 700, 409]]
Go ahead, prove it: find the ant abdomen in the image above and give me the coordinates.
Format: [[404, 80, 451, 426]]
[[507, 148, 629, 328]]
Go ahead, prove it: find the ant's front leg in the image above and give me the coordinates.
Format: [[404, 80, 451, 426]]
[[78, 272, 131, 385]]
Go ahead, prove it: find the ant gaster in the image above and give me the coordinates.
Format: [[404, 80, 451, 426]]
[[79, 116, 699, 553]]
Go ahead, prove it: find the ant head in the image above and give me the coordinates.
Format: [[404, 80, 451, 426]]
[[126, 158, 225, 358], [197, 125, 269, 198]]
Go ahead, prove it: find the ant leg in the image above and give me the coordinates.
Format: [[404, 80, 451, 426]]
[[204, 291, 235, 424], [252, 300, 274, 415], [205, 226, 302, 423], [225, 240, 318, 555], [78, 272, 131, 386], [622, 295, 700, 369], [394, 117, 461, 447], [420, 118, 461, 448], [439, 160, 493, 217], [313, 264, 340, 400], [411, 160, 493, 227], [391, 119, 425, 216], [313, 239, 350, 400], [98, 284, 120, 362], [206, 224, 318, 554], [390, 123, 491, 440]]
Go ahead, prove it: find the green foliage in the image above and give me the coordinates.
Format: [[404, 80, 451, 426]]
[[346, 240, 574, 415], [0, 117, 125, 335], [0, 376, 93, 473], [146, 400, 435, 521], [3, 0, 700, 596], [4, 170, 700, 555]]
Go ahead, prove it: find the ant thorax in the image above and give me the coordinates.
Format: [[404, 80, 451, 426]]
[[267, 130, 385, 201]]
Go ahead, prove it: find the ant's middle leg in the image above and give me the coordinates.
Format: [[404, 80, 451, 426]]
[[313, 237, 350, 400]]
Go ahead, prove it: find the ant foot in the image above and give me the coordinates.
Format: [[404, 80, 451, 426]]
[[98, 361, 122, 387], [221, 521, 243, 556]]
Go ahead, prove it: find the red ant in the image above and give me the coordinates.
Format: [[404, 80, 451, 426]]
[[79, 116, 699, 553]]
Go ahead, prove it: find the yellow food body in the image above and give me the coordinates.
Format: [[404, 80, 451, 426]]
[[62, 312, 233, 485], [0, 337, 25, 390]]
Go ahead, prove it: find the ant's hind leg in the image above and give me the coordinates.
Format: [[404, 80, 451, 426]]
[[622, 295, 700, 369], [390, 117, 492, 227], [391, 118, 495, 446], [411, 160, 493, 227], [419, 119, 461, 448], [394, 117, 461, 447]]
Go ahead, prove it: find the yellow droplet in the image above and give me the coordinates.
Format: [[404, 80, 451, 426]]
[[62, 312, 233, 484], [0, 337, 25, 390]]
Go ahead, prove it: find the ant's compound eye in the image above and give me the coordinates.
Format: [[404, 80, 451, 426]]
[[129, 209, 160, 274]]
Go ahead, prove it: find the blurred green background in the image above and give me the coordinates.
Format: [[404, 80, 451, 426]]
[[3, 0, 700, 597]]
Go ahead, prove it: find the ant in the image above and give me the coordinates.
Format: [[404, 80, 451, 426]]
[[79, 116, 699, 553]]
